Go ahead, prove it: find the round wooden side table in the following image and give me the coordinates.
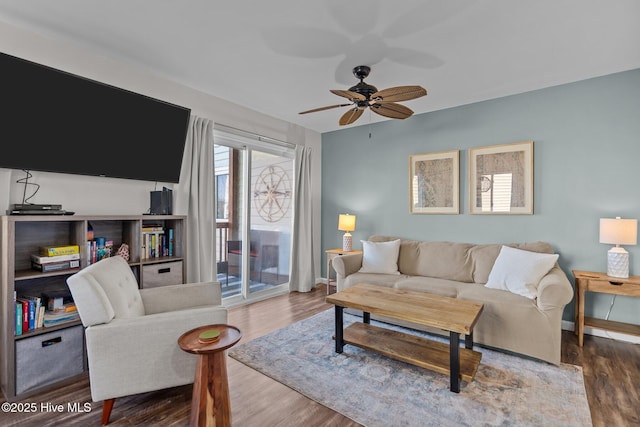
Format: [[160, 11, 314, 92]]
[[178, 324, 242, 427]]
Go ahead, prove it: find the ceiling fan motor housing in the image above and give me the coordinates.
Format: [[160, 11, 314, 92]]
[[349, 83, 378, 106], [350, 65, 377, 102]]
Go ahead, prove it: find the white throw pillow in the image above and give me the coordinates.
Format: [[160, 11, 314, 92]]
[[359, 239, 401, 275], [485, 245, 559, 299]]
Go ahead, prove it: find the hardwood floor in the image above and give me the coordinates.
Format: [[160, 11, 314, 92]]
[[2, 284, 639, 426]]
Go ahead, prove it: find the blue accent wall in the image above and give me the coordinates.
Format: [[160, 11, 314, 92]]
[[322, 68, 640, 324]]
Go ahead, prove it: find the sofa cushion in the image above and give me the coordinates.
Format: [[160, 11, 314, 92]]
[[485, 245, 559, 299], [394, 276, 466, 298], [359, 239, 401, 274], [398, 240, 474, 282], [343, 272, 409, 290]]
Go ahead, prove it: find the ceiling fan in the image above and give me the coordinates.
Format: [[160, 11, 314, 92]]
[[299, 65, 427, 126]]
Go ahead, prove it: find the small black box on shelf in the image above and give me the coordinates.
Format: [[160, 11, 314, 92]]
[[149, 187, 172, 215]]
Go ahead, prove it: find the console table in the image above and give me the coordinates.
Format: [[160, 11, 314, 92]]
[[573, 270, 640, 347]]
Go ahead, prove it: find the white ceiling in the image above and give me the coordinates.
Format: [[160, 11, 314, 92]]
[[1, 0, 639, 134]]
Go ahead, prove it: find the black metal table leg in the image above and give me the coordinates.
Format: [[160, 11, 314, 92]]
[[450, 331, 460, 393], [363, 311, 370, 324], [335, 306, 344, 353], [465, 330, 474, 349]]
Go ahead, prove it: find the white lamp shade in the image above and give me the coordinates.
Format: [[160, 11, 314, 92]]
[[599, 218, 638, 245], [338, 214, 356, 232]]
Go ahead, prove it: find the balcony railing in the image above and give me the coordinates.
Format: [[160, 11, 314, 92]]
[[216, 220, 230, 263]]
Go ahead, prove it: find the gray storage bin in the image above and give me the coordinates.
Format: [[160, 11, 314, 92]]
[[15, 325, 84, 394], [142, 260, 183, 288]]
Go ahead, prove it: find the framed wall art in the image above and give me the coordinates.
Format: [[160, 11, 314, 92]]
[[409, 150, 459, 214], [469, 141, 533, 214]]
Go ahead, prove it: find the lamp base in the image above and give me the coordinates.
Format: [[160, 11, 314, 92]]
[[607, 247, 629, 278], [342, 232, 353, 252]]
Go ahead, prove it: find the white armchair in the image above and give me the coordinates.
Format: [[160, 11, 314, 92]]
[[66, 256, 228, 425]]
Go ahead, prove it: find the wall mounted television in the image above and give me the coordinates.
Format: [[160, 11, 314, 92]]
[[0, 52, 191, 183]]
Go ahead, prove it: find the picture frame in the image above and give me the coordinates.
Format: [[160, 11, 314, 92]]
[[469, 141, 533, 214], [409, 150, 459, 214]]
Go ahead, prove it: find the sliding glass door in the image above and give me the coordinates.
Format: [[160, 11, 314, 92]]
[[214, 129, 293, 303]]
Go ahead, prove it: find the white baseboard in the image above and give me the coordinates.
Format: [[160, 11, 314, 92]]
[[562, 320, 640, 344]]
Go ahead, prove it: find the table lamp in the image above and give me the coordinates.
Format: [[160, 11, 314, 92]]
[[599, 217, 638, 278], [338, 214, 356, 252]]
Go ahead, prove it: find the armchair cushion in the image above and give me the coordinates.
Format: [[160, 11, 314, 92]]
[[141, 281, 223, 314], [68, 256, 145, 320], [67, 273, 115, 327]]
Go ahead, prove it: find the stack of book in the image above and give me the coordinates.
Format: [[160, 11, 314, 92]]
[[43, 302, 80, 327], [41, 290, 79, 328], [32, 245, 81, 272]]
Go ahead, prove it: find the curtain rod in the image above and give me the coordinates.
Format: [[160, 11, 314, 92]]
[[214, 123, 296, 150]]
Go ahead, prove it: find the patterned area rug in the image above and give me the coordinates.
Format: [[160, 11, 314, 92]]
[[229, 309, 592, 427]]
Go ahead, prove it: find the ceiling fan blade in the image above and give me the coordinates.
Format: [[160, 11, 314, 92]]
[[330, 89, 366, 102], [370, 102, 414, 120], [339, 108, 364, 126], [299, 103, 352, 114], [371, 85, 427, 103]]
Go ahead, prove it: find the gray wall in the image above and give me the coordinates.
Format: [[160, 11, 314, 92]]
[[322, 68, 640, 324]]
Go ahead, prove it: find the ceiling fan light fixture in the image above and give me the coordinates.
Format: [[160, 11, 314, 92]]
[[299, 65, 427, 126]]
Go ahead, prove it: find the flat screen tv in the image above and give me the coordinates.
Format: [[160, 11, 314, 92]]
[[0, 52, 191, 183]]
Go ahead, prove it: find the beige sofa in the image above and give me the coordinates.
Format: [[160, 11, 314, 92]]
[[331, 235, 574, 365]]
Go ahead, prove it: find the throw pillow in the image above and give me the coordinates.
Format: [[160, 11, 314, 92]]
[[485, 245, 559, 299], [359, 239, 401, 275]]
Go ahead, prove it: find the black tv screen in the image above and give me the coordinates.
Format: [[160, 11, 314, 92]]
[[0, 52, 191, 183]]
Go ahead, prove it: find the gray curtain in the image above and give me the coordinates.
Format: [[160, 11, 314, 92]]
[[174, 115, 215, 283], [289, 145, 315, 292]]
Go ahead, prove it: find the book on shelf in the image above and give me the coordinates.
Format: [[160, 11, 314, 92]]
[[16, 298, 29, 335], [14, 295, 45, 335], [37, 305, 45, 328], [142, 225, 164, 232], [141, 228, 174, 259], [142, 232, 160, 258], [43, 309, 80, 327], [31, 253, 80, 264], [14, 294, 74, 333], [15, 302, 22, 336], [40, 245, 80, 257], [28, 298, 35, 330], [26, 295, 45, 330], [31, 259, 80, 272]]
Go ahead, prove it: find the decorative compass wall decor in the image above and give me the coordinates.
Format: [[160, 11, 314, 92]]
[[253, 165, 292, 222]]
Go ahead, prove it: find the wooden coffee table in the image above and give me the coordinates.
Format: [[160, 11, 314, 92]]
[[326, 283, 484, 393]]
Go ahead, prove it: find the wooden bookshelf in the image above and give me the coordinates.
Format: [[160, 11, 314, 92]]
[[0, 214, 187, 400]]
